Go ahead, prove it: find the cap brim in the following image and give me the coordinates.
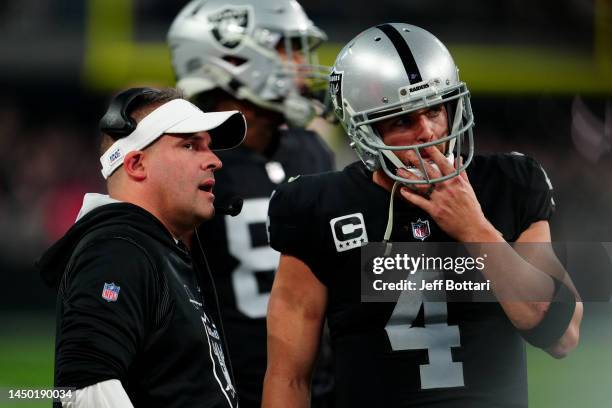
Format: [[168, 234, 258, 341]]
[[165, 110, 246, 150]]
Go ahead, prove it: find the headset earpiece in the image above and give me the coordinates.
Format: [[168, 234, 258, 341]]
[[99, 87, 159, 139]]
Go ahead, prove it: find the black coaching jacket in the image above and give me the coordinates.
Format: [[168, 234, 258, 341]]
[[38, 198, 238, 408]]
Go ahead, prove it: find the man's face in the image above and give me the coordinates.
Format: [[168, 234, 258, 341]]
[[277, 37, 309, 94], [145, 131, 221, 229], [374, 104, 449, 167]]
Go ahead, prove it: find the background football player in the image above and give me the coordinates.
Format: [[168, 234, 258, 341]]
[[167, 1, 334, 407], [264, 23, 583, 407]]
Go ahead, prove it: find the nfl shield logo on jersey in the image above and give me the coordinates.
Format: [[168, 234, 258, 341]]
[[101, 282, 120, 302], [411, 219, 430, 241], [330, 213, 369, 252]]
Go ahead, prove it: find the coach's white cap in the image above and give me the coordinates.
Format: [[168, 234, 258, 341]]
[[100, 99, 246, 179]]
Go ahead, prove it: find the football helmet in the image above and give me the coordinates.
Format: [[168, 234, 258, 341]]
[[329, 23, 475, 184], [168, 0, 328, 127]]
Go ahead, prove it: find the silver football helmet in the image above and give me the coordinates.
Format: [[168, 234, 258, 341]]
[[330, 23, 475, 184], [168, 0, 328, 127]]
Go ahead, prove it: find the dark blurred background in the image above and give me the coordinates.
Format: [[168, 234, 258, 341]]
[[0, 0, 610, 406]]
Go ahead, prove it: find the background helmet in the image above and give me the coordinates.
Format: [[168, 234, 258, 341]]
[[168, 0, 328, 127], [329, 23, 475, 184]]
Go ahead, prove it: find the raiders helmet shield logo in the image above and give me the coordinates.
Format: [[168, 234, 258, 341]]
[[411, 219, 430, 241], [208, 7, 251, 50], [330, 212, 368, 252], [329, 70, 344, 120]]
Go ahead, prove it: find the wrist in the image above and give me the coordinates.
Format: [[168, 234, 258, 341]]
[[461, 219, 503, 242]]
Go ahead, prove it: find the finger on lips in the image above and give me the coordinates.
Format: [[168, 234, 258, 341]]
[[406, 150, 440, 181], [396, 167, 418, 181], [425, 146, 454, 176], [404, 150, 420, 167]]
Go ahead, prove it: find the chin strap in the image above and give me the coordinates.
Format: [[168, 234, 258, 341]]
[[382, 181, 401, 256]]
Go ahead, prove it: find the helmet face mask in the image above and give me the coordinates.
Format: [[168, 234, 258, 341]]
[[168, 0, 329, 127], [330, 23, 475, 185]]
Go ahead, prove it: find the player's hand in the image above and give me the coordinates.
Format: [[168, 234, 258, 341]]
[[398, 147, 501, 242]]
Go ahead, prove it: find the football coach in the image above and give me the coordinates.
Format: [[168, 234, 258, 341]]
[[38, 87, 246, 408]]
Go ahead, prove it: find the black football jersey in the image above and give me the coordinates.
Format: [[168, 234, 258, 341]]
[[268, 153, 555, 408], [197, 129, 334, 405]]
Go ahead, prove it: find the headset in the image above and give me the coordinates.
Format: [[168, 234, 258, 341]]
[[215, 197, 243, 216], [99, 87, 160, 139], [100, 87, 243, 393], [100, 87, 245, 216]]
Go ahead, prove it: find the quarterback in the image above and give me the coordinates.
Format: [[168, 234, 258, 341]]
[[263, 24, 582, 407]]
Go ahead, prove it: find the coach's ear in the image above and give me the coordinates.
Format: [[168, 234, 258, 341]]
[[123, 151, 147, 181]]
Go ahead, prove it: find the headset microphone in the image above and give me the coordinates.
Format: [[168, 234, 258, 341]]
[[214, 196, 243, 217]]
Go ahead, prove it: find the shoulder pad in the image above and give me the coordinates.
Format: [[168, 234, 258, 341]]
[[497, 152, 554, 192]]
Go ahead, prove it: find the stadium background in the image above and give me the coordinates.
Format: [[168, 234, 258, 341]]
[[0, 0, 610, 406]]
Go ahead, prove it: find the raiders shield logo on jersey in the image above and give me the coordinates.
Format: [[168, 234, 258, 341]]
[[330, 212, 368, 252], [329, 70, 344, 120], [200, 314, 237, 403], [208, 7, 250, 49]]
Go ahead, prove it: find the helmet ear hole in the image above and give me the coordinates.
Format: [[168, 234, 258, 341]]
[[222, 55, 248, 67], [186, 58, 202, 74]]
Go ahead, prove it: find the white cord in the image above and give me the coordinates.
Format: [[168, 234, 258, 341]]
[[382, 181, 401, 255]]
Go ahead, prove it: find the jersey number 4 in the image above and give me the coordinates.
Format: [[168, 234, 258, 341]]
[[384, 271, 465, 389], [226, 198, 279, 319]]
